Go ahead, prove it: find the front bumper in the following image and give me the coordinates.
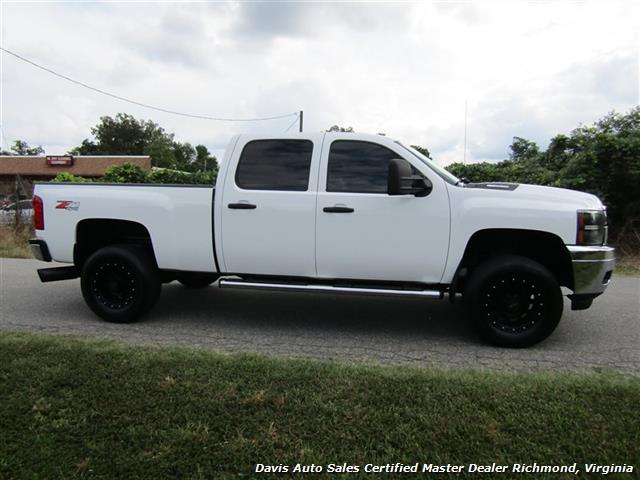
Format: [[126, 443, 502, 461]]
[[29, 239, 52, 262], [568, 245, 615, 296]]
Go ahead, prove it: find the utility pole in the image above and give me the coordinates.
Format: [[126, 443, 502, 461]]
[[299, 110, 303, 133]]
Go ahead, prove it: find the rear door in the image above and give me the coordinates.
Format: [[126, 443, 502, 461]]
[[220, 136, 320, 277], [315, 135, 450, 283]]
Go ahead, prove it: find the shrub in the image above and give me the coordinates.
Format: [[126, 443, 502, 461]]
[[51, 172, 89, 183], [148, 168, 193, 184], [148, 168, 216, 185], [190, 170, 216, 185], [103, 163, 149, 183]]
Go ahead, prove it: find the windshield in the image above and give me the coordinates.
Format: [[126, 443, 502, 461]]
[[395, 142, 461, 186]]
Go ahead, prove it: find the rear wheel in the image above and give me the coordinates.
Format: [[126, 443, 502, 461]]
[[464, 255, 563, 347], [81, 245, 161, 323]]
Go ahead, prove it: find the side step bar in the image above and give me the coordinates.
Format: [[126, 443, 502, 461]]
[[219, 279, 442, 298], [37, 266, 79, 283]]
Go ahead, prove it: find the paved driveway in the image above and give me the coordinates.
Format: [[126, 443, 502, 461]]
[[1, 258, 639, 374]]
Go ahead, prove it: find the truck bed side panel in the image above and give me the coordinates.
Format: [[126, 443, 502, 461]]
[[34, 184, 217, 273]]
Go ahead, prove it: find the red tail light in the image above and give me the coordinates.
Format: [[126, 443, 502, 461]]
[[33, 195, 44, 230]]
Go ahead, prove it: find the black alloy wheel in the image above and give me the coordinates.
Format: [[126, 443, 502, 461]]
[[464, 255, 563, 347], [81, 245, 161, 323], [91, 261, 137, 310], [480, 271, 546, 334]]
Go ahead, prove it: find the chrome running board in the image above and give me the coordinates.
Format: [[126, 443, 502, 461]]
[[218, 279, 441, 298]]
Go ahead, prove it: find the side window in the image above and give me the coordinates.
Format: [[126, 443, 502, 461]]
[[236, 139, 313, 191], [327, 140, 410, 194]]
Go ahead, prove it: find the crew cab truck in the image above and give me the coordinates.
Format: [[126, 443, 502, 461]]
[[29, 132, 615, 347]]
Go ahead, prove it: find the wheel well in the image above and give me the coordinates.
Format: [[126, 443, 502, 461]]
[[74, 219, 155, 269], [456, 229, 573, 290]]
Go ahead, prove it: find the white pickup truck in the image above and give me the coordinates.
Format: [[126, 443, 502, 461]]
[[30, 132, 615, 347]]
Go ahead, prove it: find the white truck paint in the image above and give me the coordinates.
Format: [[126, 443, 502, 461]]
[[30, 132, 615, 347], [36, 185, 216, 272]]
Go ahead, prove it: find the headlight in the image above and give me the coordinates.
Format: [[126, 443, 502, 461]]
[[576, 209, 607, 245]]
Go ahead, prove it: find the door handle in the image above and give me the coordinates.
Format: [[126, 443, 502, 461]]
[[323, 206, 354, 213], [228, 202, 257, 209]]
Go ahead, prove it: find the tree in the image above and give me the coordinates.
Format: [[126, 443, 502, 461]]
[[71, 113, 160, 155], [327, 125, 354, 132], [194, 145, 219, 173], [556, 108, 640, 228], [410, 145, 432, 159], [509, 136, 540, 162], [70, 113, 217, 172], [543, 134, 573, 170], [173, 141, 196, 171], [70, 113, 174, 167], [1, 140, 45, 155]]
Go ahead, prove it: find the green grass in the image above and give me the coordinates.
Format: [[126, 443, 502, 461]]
[[0, 332, 638, 479]]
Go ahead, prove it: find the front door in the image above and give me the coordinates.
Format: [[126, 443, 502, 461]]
[[315, 136, 450, 283]]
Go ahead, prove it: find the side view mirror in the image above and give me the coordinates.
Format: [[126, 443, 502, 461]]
[[388, 158, 432, 197]]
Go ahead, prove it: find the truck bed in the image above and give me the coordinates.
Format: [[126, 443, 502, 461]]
[[33, 182, 218, 273]]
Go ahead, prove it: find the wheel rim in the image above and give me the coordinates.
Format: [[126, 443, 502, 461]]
[[91, 261, 137, 310], [479, 271, 546, 334]]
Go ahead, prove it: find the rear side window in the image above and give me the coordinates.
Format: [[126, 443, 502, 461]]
[[327, 140, 403, 194], [236, 140, 313, 191]]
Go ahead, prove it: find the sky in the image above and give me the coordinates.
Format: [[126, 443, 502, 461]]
[[1, 1, 638, 165]]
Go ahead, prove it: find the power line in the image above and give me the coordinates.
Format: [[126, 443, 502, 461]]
[[0, 47, 298, 122], [284, 113, 300, 132]]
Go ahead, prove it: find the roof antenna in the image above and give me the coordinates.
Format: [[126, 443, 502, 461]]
[[463, 99, 468, 165]]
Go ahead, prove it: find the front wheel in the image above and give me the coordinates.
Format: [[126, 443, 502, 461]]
[[81, 245, 161, 323], [464, 255, 563, 347]]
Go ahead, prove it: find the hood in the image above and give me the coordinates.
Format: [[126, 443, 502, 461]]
[[464, 182, 603, 210], [514, 184, 604, 210]]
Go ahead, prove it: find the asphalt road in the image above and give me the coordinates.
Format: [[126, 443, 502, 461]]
[[1, 258, 639, 374]]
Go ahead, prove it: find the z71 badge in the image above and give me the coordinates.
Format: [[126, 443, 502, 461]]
[[55, 200, 80, 211]]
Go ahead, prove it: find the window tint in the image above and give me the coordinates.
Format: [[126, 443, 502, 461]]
[[236, 140, 313, 191], [327, 140, 405, 194]]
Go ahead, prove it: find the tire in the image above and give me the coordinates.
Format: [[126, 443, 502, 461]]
[[177, 273, 218, 289], [81, 245, 161, 323], [464, 255, 563, 348]]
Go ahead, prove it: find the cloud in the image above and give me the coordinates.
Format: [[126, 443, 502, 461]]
[[465, 51, 640, 161], [229, 2, 414, 43], [435, 3, 491, 26], [1, 1, 638, 165], [119, 6, 212, 68], [558, 51, 639, 105], [232, 3, 309, 39]]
